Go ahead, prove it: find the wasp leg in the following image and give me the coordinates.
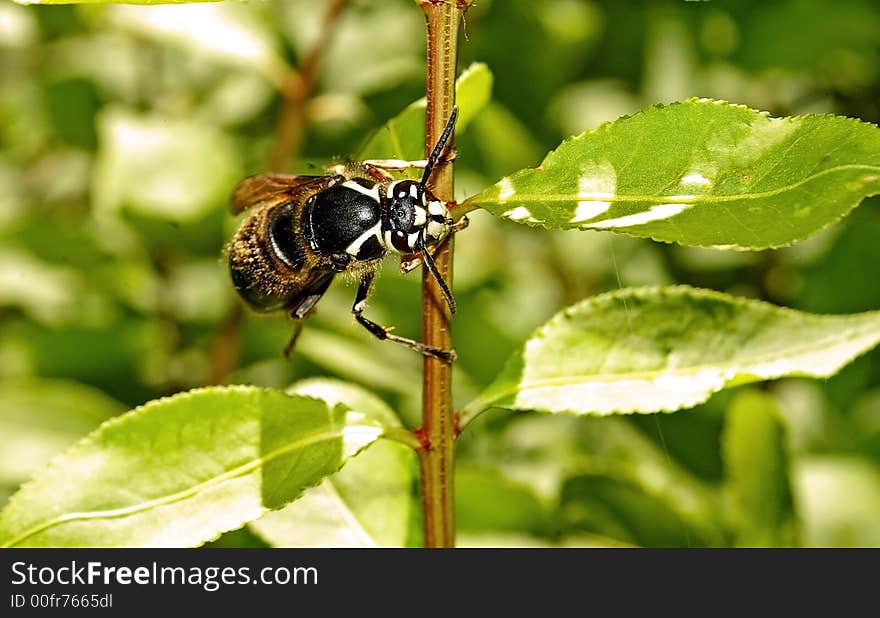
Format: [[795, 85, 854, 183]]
[[282, 273, 335, 359], [416, 233, 456, 314], [328, 252, 353, 272], [400, 216, 470, 274], [352, 271, 456, 364], [283, 322, 305, 359]]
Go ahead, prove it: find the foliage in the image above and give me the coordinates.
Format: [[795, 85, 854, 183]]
[[2, 0, 880, 548]]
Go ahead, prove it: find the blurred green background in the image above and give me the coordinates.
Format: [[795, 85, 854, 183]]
[[1, 0, 879, 547]]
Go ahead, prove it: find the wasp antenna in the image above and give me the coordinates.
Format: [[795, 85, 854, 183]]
[[417, 233, 456, 314], [418, 106, 459, 198]]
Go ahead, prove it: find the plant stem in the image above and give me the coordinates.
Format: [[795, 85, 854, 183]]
[[207, 1, 349, 386], [205, 304, 243, 385], [268, 0, 349, 171], [417, 0, 469, 549], [382, 427, 424, 451]]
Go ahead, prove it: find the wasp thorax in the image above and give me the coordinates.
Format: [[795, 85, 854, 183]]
[[302, 181, 385, 261], [382, 180, 451, 254]]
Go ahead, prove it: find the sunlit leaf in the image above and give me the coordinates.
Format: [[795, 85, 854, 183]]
[[463, 286, 880, 421], [93, 107, 241, 223], [250, 379, 417, 548], [104, 5, 288, 86], [0, 379, 125, 487], [722, 391, 796, 547], [280, 0, 423, 97], [463, 99, 880, 249], [0, 3, 37, 47], [13, 0, 235, 10], [0, 387, 383, 548], [795, 456, 880, 547], [0, 248, 83, 326], [358, 62, 493, 161], [165, 259, 233, 325]]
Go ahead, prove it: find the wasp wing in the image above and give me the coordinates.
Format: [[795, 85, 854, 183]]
[[286, 270, 336, 319], [230, 173, 339, 215]]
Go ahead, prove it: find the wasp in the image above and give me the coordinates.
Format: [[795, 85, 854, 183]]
[[227, 108, 465, 363]]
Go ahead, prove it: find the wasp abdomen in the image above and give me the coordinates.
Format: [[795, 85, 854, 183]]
[[269, 203, 308, 271], [228, 202, 311, 311], [229, 254, 283, 311]]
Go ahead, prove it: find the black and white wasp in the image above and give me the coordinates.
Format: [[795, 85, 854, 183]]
[[227, 108, 465, 363]]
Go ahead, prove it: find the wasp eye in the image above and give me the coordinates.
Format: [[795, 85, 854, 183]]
[[391, 229, 412, 252]]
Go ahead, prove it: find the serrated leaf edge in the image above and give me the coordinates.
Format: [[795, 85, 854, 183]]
[[461, 98, 880, 249], [462, 285, 880, 420], [0, 386, 382, 548]]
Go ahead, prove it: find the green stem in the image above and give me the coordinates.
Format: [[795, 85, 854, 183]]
[[382, 427, 423, 451], [417, 0, 470, 549]]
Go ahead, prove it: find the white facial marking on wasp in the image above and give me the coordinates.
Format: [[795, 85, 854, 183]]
[[571, 161, 616, 223], [428, 200, 446, 216], [427, 221, 446, 239], [409, 184, 419, 198], [342, 180, 381, 201], [587, 203, 689, 228], [386, 180, 402, 200], [413, 206, 427, 227], [345, 223, 382, 256]]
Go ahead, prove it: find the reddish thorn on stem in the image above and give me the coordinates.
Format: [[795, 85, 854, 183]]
[[414, 426, 431, 451]]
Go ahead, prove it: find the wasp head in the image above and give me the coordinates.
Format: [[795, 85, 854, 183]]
[[381, 179, 452, 254]]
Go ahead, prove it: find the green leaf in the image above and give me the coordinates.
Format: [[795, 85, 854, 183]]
[[280, 0, 423, 97], [358, 62, 493, 161], [463, 99, 880, 249], [794, 456, 880, 547], [0, 379, 125, 487], [288, 378, 402, 428], [722, 391, 796, 547], [0, 386, 383, 548], [463, 286, 880, 422], [104, 5, 288, 86], [250, 379, 418, 548], [456, 466, 552, 537], [15, 0, 225, 6], [0, 248, 85, 326], [93, 107, 241, 224], [559, 474, 696, 547]]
